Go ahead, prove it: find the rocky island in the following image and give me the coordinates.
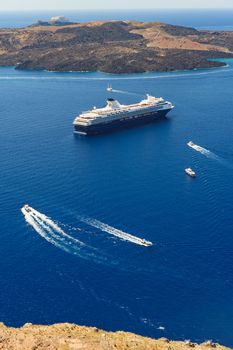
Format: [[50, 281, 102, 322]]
[[0, 322, 231, 350], [0, 20, 233, 73]]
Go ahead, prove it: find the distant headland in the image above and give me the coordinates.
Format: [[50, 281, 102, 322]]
[[0, 19, 233, 73]]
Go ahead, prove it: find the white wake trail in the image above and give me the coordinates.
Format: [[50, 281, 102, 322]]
[[21, 208, 69, 253], [29, 207, 85, 246], [111, 89, 143, 97], [29, 210, 66, 243], [79, 216, 153, 247], [21, 206, 110, 265], [187, 141, 233, 169], [187, 142, 219, 160]]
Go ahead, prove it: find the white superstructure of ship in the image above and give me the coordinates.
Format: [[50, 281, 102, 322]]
[[73, 94, 174, 135]]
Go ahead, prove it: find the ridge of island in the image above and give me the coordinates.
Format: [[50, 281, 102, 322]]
[[0, 20, 233, 73]]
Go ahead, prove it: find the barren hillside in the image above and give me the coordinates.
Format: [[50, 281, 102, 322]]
[[0, 21, 232, 73]]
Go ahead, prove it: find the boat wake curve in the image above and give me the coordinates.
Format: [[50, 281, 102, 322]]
[[29, 207, 85, 246], [20, 205, 153, 272], [21, 207, 70, 252], [21, 205, 109, 264]]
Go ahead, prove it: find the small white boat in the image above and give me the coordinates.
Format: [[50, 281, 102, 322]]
[[141, 239, 153, 247], [185, 168, 196, 177], [187, 141, 194, 147], [107, 84, 113, 92], [187, 141, 203, 152], [24, 204, 32, 213]]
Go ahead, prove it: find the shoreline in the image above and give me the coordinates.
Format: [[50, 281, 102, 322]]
[[13, 57, 228, 75], [0, 58, 231, 79]]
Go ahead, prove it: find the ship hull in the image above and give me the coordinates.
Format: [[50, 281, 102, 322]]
[[74, 108, 172, 135]]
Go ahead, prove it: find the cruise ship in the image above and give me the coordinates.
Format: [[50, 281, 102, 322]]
[[73, 94, 174, 135]]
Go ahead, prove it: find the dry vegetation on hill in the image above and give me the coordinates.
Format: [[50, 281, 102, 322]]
[[0, 21, 233, 73], [0, 323, 231, 350]]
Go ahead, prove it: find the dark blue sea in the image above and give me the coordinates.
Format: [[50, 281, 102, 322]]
[[0, 9, 233, 348]]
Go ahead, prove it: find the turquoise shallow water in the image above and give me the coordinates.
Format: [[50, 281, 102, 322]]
[[0, 60, 233, 346]]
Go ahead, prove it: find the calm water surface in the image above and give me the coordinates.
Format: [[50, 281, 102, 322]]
[[0, 61, 233, 346], [1, 9, 233, 29]]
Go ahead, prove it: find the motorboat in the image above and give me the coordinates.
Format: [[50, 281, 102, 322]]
[[141, 239, 153, 247], [24, 204, 31, 213], [187, 141, 194, 147], [185, 168, 196, 177], [107, 84, 113, 92], [187, 141, 202, 152]]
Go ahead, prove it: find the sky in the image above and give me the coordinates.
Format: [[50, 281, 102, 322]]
[[0, 0, 233, 10]]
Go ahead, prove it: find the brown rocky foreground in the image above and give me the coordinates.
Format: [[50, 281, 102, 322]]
[[0, 20, 233, 73], [0, 323, 231, 350]]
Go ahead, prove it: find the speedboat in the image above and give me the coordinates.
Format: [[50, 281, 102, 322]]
[[107, 84, 113, 92], [185, 168, 196, 177], [141, 239, 153, 247], [24, 204, 31, 213], [187, 141, 194, 147], [187, 141, 203, 152]]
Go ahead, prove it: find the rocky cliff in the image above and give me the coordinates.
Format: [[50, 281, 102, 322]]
[[0, 322, 231, 350], [0, 21, 233, 73]]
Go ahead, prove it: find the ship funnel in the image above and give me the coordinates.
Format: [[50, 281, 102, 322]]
[[106, 98, 121, 109]]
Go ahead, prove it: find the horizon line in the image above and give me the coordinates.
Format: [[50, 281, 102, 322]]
[[1, 7, 233, 11]]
